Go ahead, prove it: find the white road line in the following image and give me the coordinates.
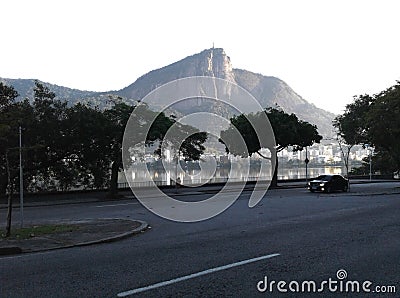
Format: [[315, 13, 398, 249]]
[[95, 202, 139, 208], [116, 253, 280, 297]]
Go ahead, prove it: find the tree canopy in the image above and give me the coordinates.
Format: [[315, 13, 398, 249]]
[[220, 107, 322, 185], [0, 81, 208, 199], [334, 82, 400, 175]]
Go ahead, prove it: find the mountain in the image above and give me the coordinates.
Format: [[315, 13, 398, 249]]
[[233, 68, 335, 137], [0, 78, 96, 103], [1, 48, 335, 137], [0, 78, 135, 108], [117, 48, 335, 137]]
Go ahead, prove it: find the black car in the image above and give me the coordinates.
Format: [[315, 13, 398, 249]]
[[307, 174, 349, 193]]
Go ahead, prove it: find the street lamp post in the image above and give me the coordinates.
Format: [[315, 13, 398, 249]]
[[305, 147, 309, 185], [369, 148, 372, 181], [365, 144, 372, 181], [19, 125, 24, 228]]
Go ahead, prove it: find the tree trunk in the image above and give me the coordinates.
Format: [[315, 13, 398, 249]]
[[109, 160, 120, 199], [345, 156, 351, 192], [270, 153, 279, 188], [256, 149, 278, 188], [0, 177, 6, 202], [5, 190, 13, 237], [5, 152, 13, 237]]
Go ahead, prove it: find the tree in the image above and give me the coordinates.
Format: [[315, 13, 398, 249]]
[[62, 103, 112, 190], [220, 107, 322, 187], [0, 82, 208, 203], [102, 100, 135, 198], [350, 153, 395, 176], [155, 120, 207, 161], [0, 82, 20, 199], [335, 82, 400, 176], [0, 83, 29, 236], [366, 83, 400, 174], [1, 81, 81, 196], [154, 119, 207, 189], [333, 94, 372, 180], [122, 103, 208, 194], [28, 82, 68, 190]]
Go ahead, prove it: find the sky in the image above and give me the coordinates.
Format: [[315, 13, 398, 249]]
[[1, 0, 399, 114]]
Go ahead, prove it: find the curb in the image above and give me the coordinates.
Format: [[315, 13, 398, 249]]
[[0, 219, 149, 256], [321, 191, 400, 197], [0, 246, 22, 255], [70, 220, 149, 248]]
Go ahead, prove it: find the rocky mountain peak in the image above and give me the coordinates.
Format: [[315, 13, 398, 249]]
[[196, 48, 235, 81], [118, 48, 237, 100]]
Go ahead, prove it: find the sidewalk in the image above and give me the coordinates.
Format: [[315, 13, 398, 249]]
[[0, 219, 148, 256]]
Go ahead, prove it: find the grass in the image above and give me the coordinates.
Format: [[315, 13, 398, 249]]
[[1, 224, 79, 239]]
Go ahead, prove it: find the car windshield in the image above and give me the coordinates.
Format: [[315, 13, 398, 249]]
[[314, 175, 332, 181]]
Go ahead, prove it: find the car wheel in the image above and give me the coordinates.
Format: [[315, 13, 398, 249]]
[[343, 185, 348, 192], [310, 189, 315, 193], [325, 186, 331, 193]]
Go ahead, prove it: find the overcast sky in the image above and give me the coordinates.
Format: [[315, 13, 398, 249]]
[[1, 0, 399, 114]]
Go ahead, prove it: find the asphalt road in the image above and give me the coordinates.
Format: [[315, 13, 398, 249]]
[[1, 182, 399, 297]]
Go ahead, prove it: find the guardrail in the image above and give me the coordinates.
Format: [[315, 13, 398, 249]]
[[118, 174, 399, 189], [118, 176, 267, 189], [117, 175, 304, 189]]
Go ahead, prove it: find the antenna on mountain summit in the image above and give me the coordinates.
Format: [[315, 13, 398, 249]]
[[212, 42, 214, 49]]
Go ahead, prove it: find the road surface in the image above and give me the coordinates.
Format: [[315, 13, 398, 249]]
[[1, 182, 399, 297]]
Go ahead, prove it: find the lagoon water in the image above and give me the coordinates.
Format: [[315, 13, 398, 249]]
[[119, 160, 345, 187]]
